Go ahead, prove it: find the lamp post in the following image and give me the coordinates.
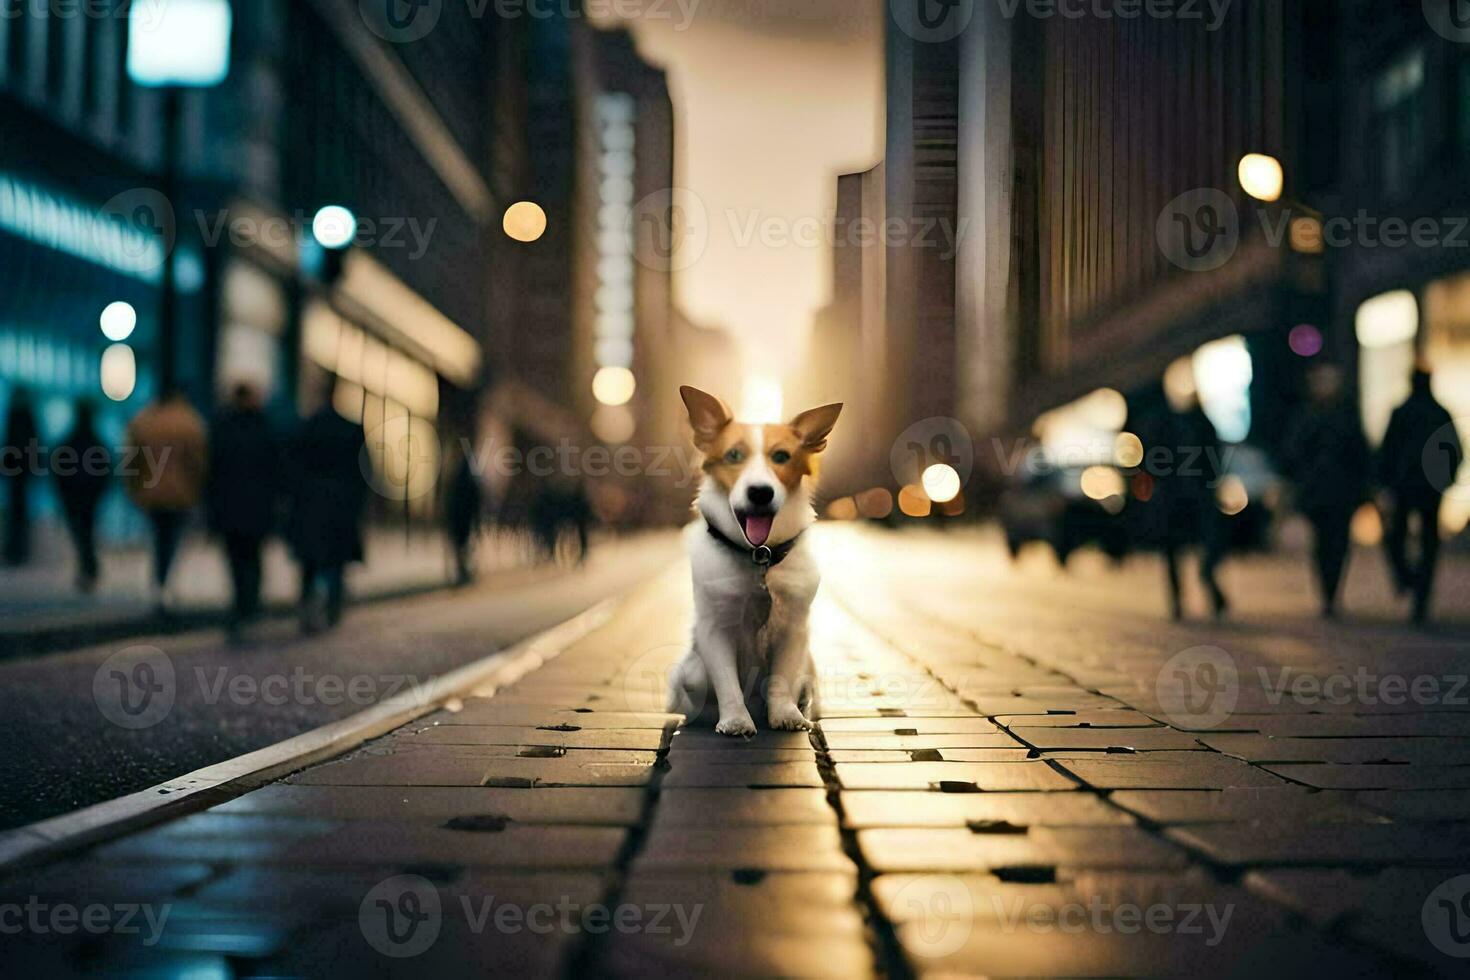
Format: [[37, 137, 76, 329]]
[[127, 0, 233, 393]]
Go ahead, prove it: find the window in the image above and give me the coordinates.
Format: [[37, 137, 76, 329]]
[[1370, 48, 1426, 199]]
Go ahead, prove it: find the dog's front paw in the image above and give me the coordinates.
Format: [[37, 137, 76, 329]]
[[767, 703, 812, 731], [715, 713, 757, 737]]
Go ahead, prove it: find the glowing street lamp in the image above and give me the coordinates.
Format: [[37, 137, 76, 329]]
[[1237, 153, 1284, 203], [127, 0, 233, 390]]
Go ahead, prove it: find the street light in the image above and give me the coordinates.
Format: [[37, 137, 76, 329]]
[[127, 0, 233, 391], [1237, 153, 1284, 203]]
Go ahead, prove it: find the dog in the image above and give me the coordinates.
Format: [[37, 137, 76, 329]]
[[665, 385, 842, 736]]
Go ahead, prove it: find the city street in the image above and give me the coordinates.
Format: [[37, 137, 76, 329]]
[[3, 525, 1468, 976]]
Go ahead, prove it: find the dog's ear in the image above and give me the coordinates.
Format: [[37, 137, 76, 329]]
[[789, 403, 843, 452], [680, 386, 732, 448]]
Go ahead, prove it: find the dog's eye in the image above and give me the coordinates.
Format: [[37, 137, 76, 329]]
[[771, 450, 791, 464], [724, 448, 744, 464]]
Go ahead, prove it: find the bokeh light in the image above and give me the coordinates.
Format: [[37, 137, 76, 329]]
[[592, 366, 637, 406], [503, 201, 548, 243], [1238, 153, 1283, 202], [99, 301, 137, 342], [921, 463, 961, 503], [1288, 323, 1323, 357]]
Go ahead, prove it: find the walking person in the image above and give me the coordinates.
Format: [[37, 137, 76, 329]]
[[1282, 366, 1371, 619], [1135, 390, 1230, 620], [208, 384, 280, 636], [445, 448, 483, 587], [124, 385, 207, 612], [2, 389, 39, 566], [1378, 369, 1462, 626], [288, 381, 368, 631], [54, 403, 112, 593]]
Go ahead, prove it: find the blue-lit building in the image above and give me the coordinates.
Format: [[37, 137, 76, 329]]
[[0, 0, 524, 546]]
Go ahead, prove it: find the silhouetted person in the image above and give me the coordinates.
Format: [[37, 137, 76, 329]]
[[1379, 369, 1462, 625], [208, 384, 280, 633], [55, 403, 112, 592], [445, 450, 483, 586], [1283, 366, 1370, 619], [288, 386, 368, 631], [1137, 393, 1230, 620], [125, 385, 207, 610], [2, 389, 39, 566]]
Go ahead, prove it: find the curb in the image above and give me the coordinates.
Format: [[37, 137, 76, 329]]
[[0, 597, 617, 873]]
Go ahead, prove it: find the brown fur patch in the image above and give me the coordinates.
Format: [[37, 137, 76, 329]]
[[696, 423, 818, 495]]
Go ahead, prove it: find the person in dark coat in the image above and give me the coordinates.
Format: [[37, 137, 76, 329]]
[[1282, 366, 1371, 619], [208, 384, 280, 632], [1135, 391, 1230, 620], [288, 384, 368, 631], [55, 403, 112, 592], [3, 389, 39, 566], [1378, 369, 1462, 625], [445, 449, 483, 586]]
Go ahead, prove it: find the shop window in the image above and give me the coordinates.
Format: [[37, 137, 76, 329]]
[[1356, 289, 1420, 446]]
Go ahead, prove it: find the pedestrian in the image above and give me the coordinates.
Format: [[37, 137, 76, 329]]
[[208, 383, 280, 635], [1135, 390, 1230, 620], [54, 403, 112, 593], [2, 388, 39, 566], [1378, 368, 1462, 626], [124, 385, 208, 611], [288, 381, 368, 631], [445, 448, 483, 586], [1282, 366, 1370, 619]]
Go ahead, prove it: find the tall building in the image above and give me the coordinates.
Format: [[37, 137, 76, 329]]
[[0, 0, 515, 537]]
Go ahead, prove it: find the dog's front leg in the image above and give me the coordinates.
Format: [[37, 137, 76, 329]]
[[766, 618, 815, 730], [694, 623, 755, 736]]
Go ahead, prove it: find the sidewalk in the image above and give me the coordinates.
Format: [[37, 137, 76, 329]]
[[2, 526, 1468, 976], [0, 523, 550, 657]]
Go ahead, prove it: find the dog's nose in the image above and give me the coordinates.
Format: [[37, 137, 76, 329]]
[[746, 485, 775, 508]]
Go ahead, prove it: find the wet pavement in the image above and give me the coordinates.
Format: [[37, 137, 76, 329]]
[[2, 525, 1469, 976]]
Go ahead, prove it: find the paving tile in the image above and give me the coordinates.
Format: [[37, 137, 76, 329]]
[[478, 757, 656, 788], [1054, 753, 1287, 790], [632, 825, 855, 873], [818, 717, 997, 735], [993, 709, 1164, 728], [1167, 823, 1470, 866], [840, 791, 1133, 828], [1108, 788, 1386, 825], [1012, 726, 1204, 752], [820, 732, 1027, 751], [828, 748, 1037, 763], [1249, 714, 1470, 738], [857, 826, 1188, 872], [872, 870, 1378, 979], [835, 761, 1078, 792], [427, 703, 683, 730], [1355, 789, 1470, 822], [1264, 764, 1470, 790], [398, 724, 669, 751], [0, 861, 215, 903], [280, 823, 628, 869], [289, 749, 497, 787], [661, 761, 824, 789], [653, 789, 836, 826], [1202, 734, 1470, 764], [970, 695, 1124, 716], [213, 784, 648, 825], [671, 728, 817, 749], [667, 748, 817, 763], [603, 872, 872, 979]]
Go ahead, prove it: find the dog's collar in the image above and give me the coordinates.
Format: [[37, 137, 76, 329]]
[[706, 521, 801, 568]]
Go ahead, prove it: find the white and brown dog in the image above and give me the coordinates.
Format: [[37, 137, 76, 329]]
[[666, 386, 842, 736]]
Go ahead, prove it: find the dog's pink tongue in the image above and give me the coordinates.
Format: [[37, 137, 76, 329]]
[[742, 514, 774, 547]]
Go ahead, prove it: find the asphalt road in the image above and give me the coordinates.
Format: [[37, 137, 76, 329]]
[[0, 532, 682, 831]]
